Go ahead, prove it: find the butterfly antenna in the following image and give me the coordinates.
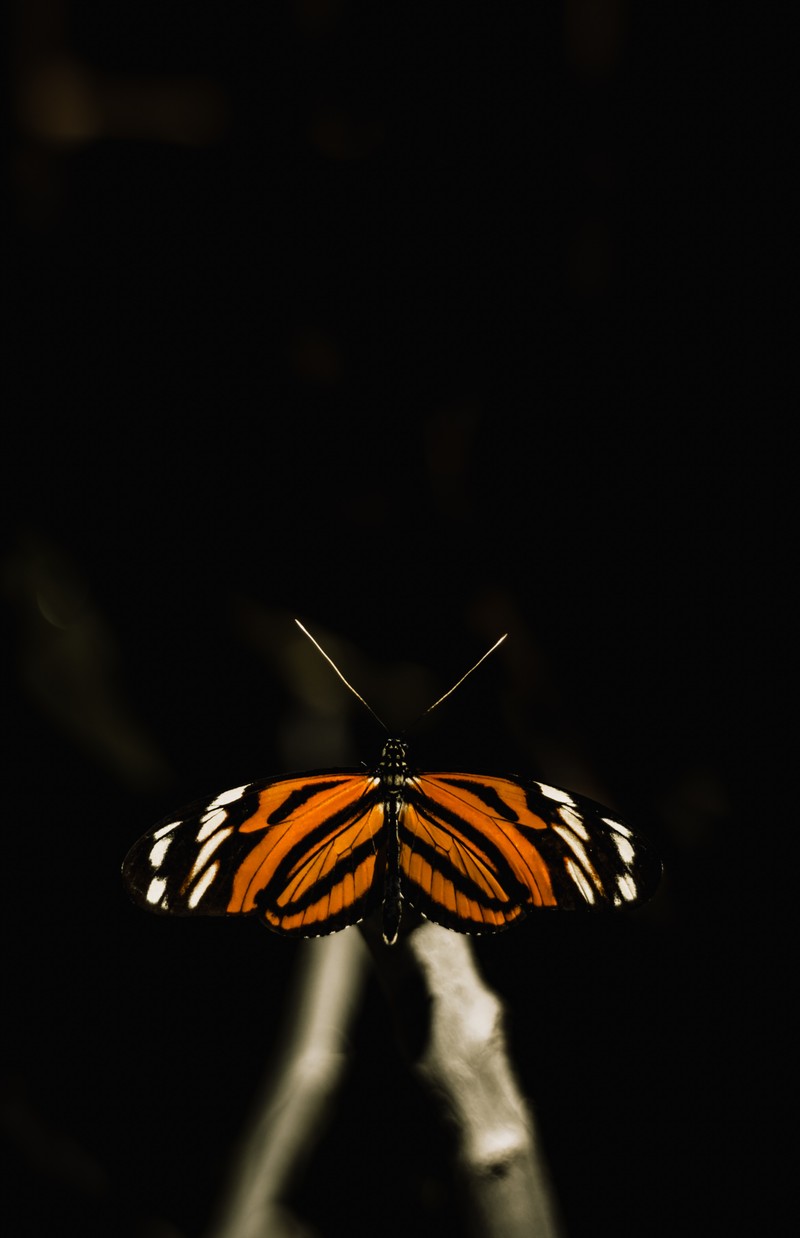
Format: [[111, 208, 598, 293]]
[[295, 620, 387, 731], [413, 633, 508, 726]]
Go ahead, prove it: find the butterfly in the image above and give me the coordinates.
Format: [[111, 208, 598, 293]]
[[122, 625, 661, 945]]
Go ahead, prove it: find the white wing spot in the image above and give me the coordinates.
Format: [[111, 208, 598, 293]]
[[208, 784, 249, 810], [146, 876, 168, 906], [564, 857, 595, 903], [613, 833, 635, 866], [603, 816, 632, 838], [617, 873, 638, 902], [188, 862, 220, 908], [197, 806, 229, 842], [553, 825, 603, 890], [188, 828, 233, 882], [553, 823, 588, 865], [153, 820, 180, 841], [149, 837, 171, 869], [557, 805, 589, 839], [537, 782, 575, 806]]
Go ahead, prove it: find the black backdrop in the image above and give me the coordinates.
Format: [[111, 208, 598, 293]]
[[4, 4, 790, 1237]]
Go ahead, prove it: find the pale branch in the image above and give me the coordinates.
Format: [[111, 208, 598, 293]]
[[367, 921, 565, 1238], [204, 931, 369, 1238], [203, 919, 563, 1238]]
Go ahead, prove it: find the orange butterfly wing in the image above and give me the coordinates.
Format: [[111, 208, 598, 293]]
[[122, 771, 385, 937], [399, 773, 660, 932], [124, 757, 661, 942]]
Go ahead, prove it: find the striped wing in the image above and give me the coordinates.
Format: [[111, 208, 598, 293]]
[[122, 771, 385, 936], [399, 772, 661, 932]]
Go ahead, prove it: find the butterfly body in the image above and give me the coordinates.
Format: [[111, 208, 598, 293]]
[[123, 737, 661, 945]]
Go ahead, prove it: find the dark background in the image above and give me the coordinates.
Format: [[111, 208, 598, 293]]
[[4, 3, 790, 1237]]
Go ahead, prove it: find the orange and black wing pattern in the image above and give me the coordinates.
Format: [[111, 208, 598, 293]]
[[122, 770, 386, 937], [399, 772, 661, 932], [123, 748, 661, 943]]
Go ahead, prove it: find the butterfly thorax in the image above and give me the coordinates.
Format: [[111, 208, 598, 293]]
[[377, 737, 411, 793]]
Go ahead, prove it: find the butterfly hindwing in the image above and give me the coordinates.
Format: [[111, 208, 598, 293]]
[[122, 770, 386, 936]]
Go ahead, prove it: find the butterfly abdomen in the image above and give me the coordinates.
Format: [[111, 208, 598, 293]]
[[375, 738, 411, 945], [381, 791, 404, 945]]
